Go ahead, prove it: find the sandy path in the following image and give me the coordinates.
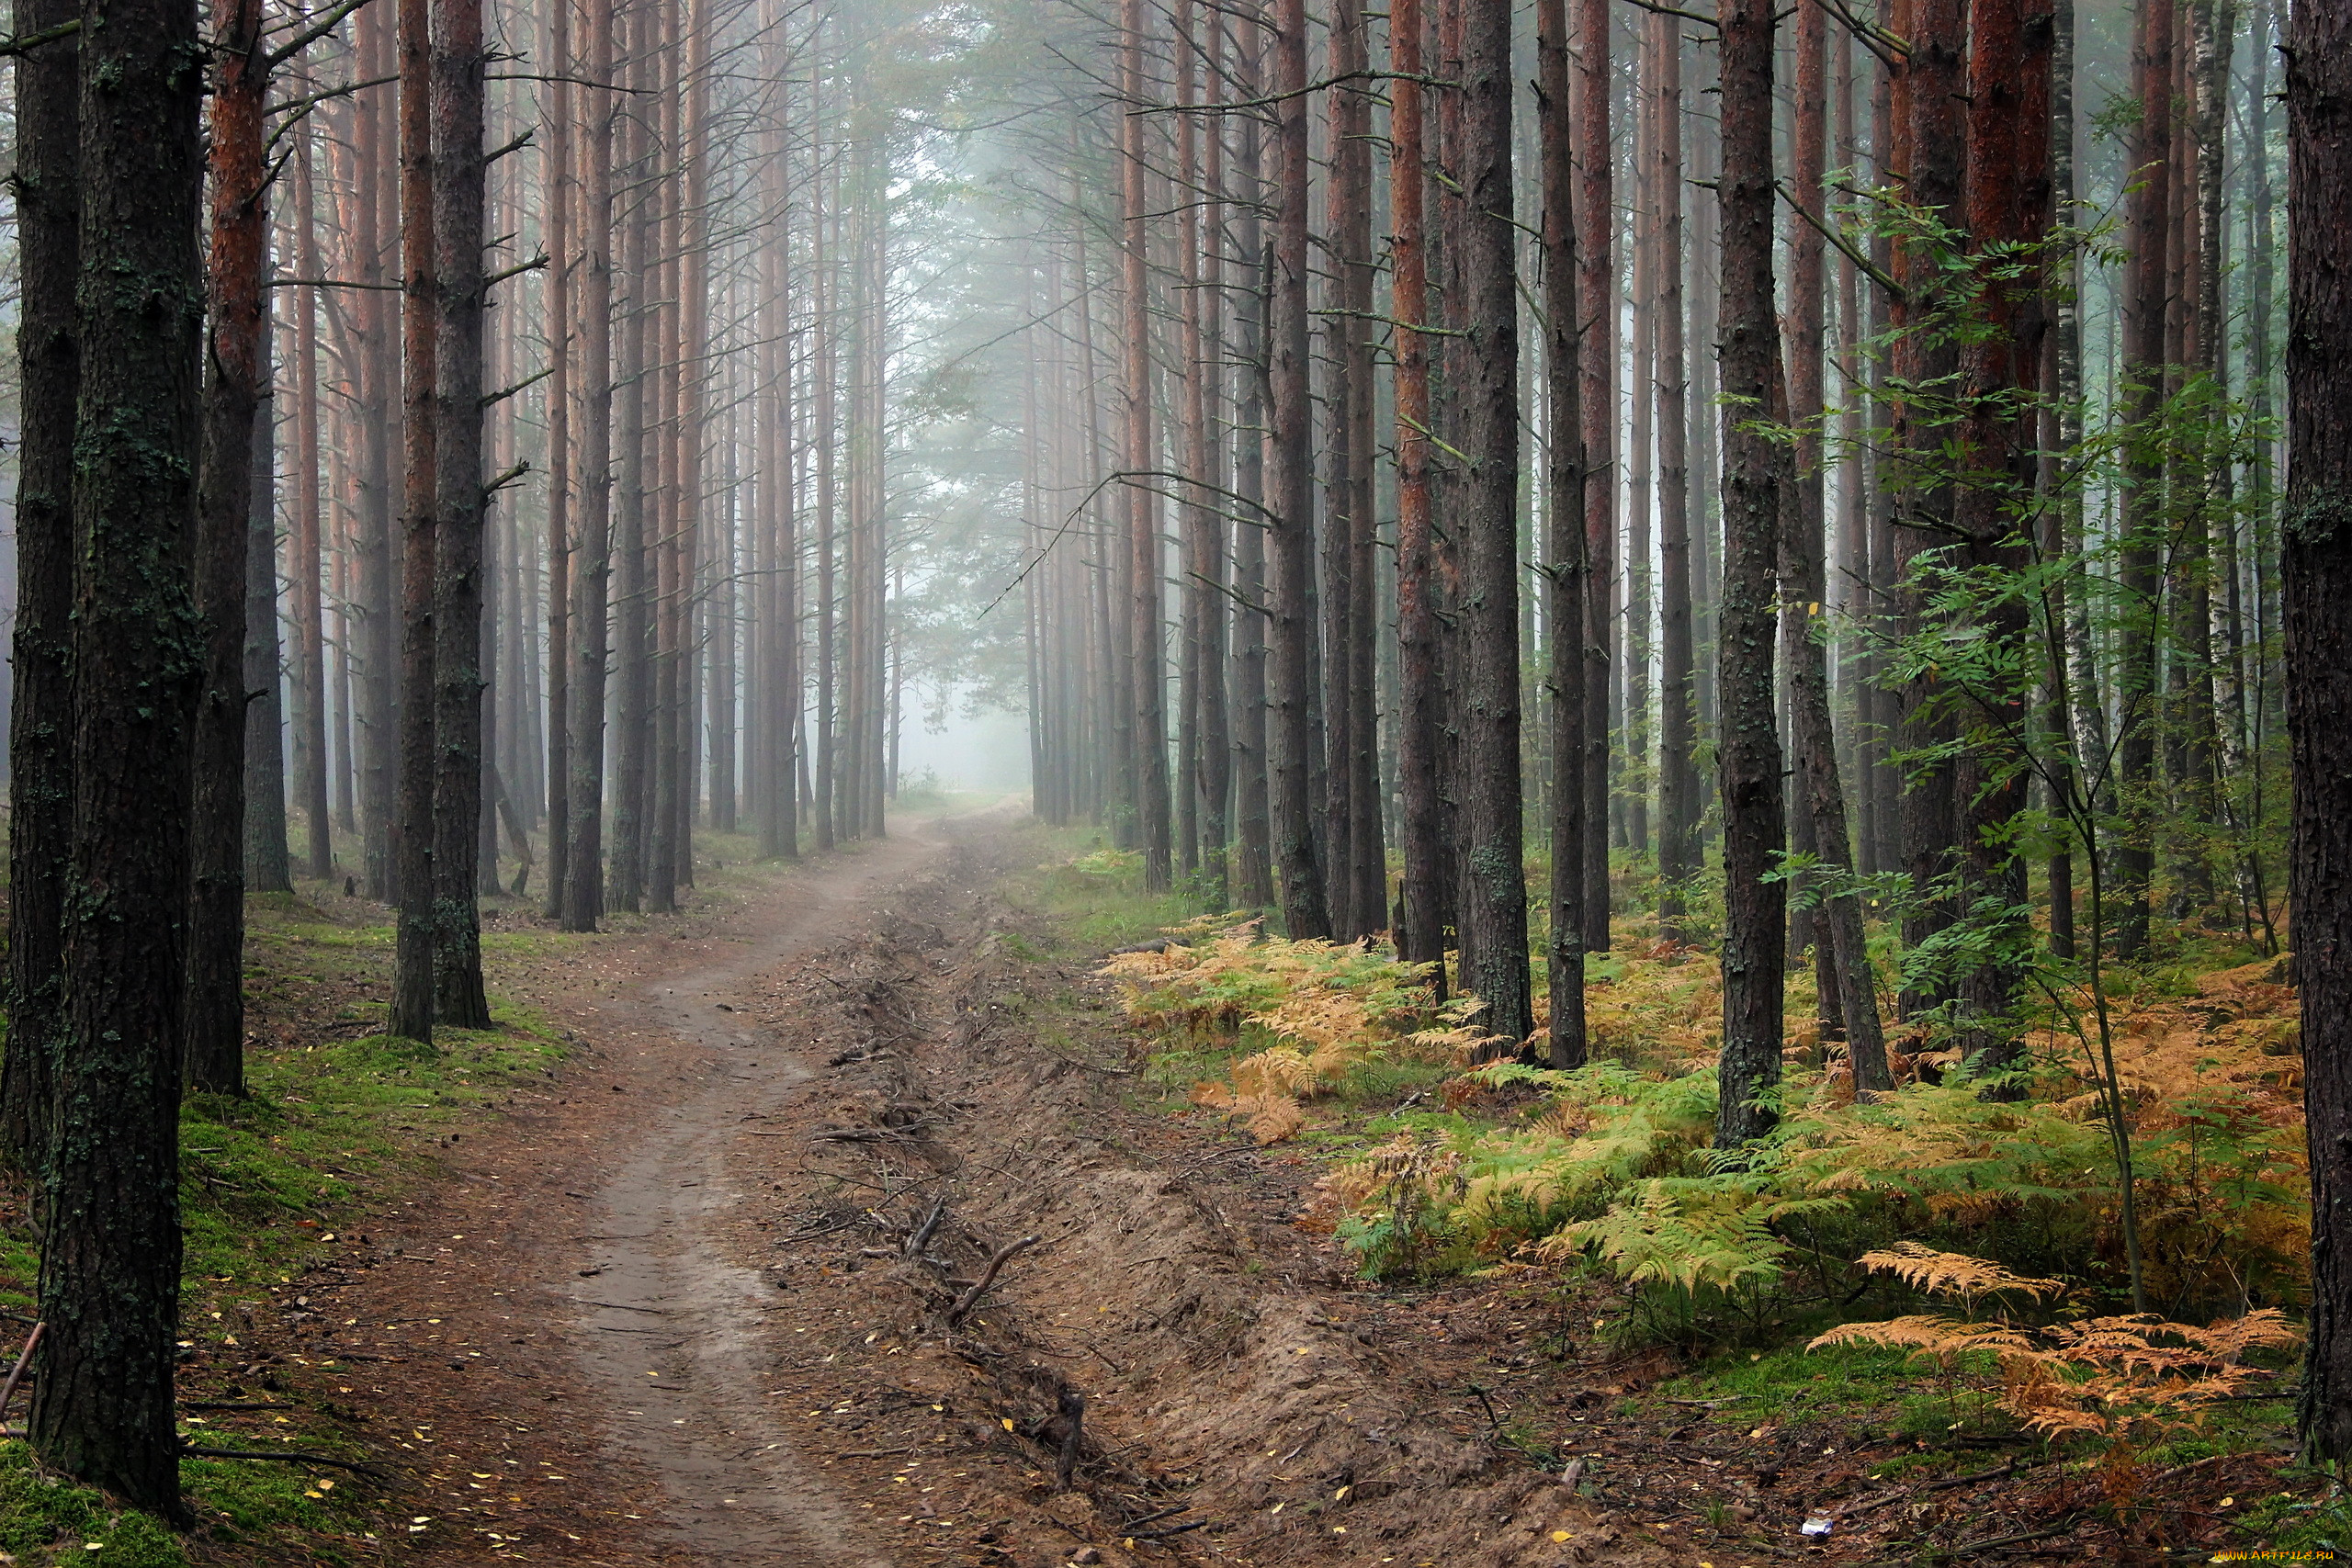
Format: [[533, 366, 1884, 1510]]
[[555, 822, 951, 1566]]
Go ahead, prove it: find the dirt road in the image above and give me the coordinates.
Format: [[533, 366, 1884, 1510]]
[[267, 809, 1637, 1568]]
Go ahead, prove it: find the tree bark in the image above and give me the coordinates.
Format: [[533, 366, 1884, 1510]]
[[2113, 0, 2174, 958], [388, 0, 440, 1043], [187, 0, 270, 1096], [541, 0, 572, 919], [1265, 0, 1329, 938], [34, 0, 206, 1508], [562, 0, 616, 931], [1653, 15, 1702, 941], [2288, 0, 2352, 1461], [1122, 0, 1172, 891], [1539, 0, 1587, 1066], [1783, 0, 1889, 1091], [1452, 0, 1532, 1043], [1714, 0, 1787, 1149], [1228, 14, 1275, 908], [1, 0, 79, 1168], [1576, 0, 1614, 953], [1392, 0, 1445, 984], [429, 0, 490, 1028], [292, 125, 334, 883]]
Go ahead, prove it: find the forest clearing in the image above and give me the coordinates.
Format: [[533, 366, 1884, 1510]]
[[0, 0, 2349, 1561]]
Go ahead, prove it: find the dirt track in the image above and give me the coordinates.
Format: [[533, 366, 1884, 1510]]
[[251, 807, 1645, 1567]]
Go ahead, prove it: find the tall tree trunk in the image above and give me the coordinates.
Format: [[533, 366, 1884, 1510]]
[[430, 0, 490, 1027], [2114, 0, 2174, 958], [2286, 0, 2352, 1462], [562, 0, 616, 931], [1195, 10, 1231, 898], [1122, 0, 1172, 890], [1576, 0, 1614, 953], [1320, 0, 1378, 937], [389, 0, 441, 1043], [1539, 0, 1586, 1065], [292, 126, 334, 882], [1229, 12, 1275, 908], [245, 324, 292, 899], [187, 0, 269, 1096], [1950, 0, 2053, 1083], [541, 0, 572, 919], [1653, 15, 1701, 940], [1, 0, 79, 1168], [356, 0, 399, 904], [1392, 0, 1445, 983], [1785, 0, 1890, 1093], [34, 0, 205, 1507], [1714, 0, 1787, 1148], [1453, 0, 1532, 1042], [1893, 0, 1969, 1014], [1266, 0, 1329, 937]]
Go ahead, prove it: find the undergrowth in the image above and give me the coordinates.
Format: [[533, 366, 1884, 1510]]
[[1057, 844, 2317, 1520]]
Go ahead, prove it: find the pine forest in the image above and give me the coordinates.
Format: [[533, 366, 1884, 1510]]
[[0, 0, 2347, 1560]]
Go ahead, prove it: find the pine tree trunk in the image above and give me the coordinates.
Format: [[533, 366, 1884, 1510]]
[[356, 0, 399, 902], [1784, 0, 1890, 1093], [1576, 0, 1615, 953], [1, 0, 79, 1168], [292, 129, 335, 883], [1266, 0, 1329, 938], [430, 0, 491, 1027], [187, 0, 269, 1095], [1229, 15, 1275, 908], [1453, 0, 1532, 1043], [389, 0, 441, 1043], [34, 0, 205, 1508], [1653, 17, 1702, 940], [542, 0, 572, 919], [245, 325, 293, 899], [562, 0, 616, 931], [2286, 0, 2352, 1461], [1392, 0, 1445, 984], [1121, 0, 1171, 889], [2114, 0, 2174, 958], [1539, 0, 1587, 1066], [1713, 0, 1788, 1149]]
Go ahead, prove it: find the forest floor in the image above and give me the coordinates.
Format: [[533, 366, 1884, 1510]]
[[0, 804, 2326, 1567]]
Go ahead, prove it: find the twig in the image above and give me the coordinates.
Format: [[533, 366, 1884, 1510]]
[[946, 1235, 1041, 1325], [182, 1400, 297, 1413], [1119, 1503, 1191, 1531], [904, 1196, 948, 1260], [1948, 1520, 2074, 1555], [0, 1323, 43, 1426], [835, 1445, 915, 1458], [180, 1443, 388, 1479], [1127, 1518, 1209, 1540]]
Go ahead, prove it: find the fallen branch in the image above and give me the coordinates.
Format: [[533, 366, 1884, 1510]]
[[180, 1443, 388, 1479], [946, 1235, 1041, 1325], [1949, 1519, 2075, 1555], [904, 1195, 948, 1260], [0, 1323, 44, 1426], [1127, 1518, 1209, 1540]]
